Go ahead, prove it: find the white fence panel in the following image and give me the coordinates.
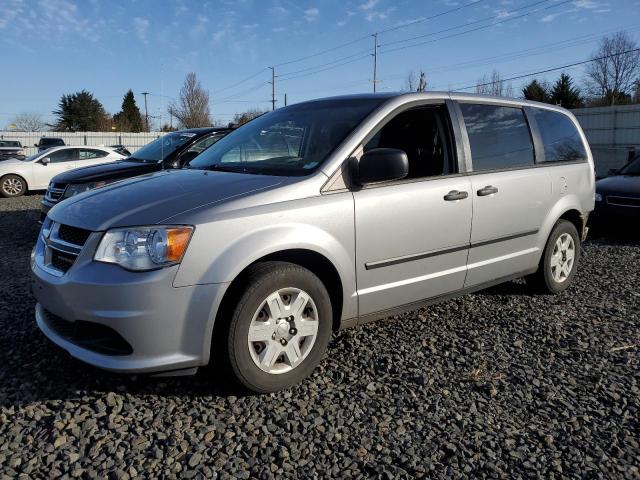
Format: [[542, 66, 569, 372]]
[[0, 131, 166, 156]]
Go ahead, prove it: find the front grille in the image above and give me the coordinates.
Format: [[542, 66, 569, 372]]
[[40, 222, 93, 276], [607, 196, 640, 208], [42, 308, 133, 356], [57, 224, 91, 246], [50, 250, 77, 273], [45, 185, 66, 203]]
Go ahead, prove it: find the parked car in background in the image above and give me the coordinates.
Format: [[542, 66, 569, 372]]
[[0, 146, 125, 198], [32, 93, 594, 393], [593, 153, 640, 226], [35, 137, 65, 153], [40, 127, 232, 218], [109, 144, 132, 156], [0, 140, 26, 161]]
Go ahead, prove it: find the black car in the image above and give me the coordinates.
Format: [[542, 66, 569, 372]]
[[0, 140, 26, 160], [41, 127, 232, 220], [593, 153, 640, 227], [35, 137, 65, 153]]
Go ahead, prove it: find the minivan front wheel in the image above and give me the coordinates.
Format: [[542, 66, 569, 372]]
[[226, 262, 332, 393], [527, 219, 580, 294]]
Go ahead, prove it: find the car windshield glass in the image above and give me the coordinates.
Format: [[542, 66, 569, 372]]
[[128, 132, 197, 163], [41, 138, 64, 146], [24, 153, 41, 162], [187, 98, 386, 176], [0, 141, 21, 147], [618, 156, 640, 175]]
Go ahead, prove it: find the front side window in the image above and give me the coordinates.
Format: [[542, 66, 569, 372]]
[[187, 133, 226, 154], [619, 155, 640, 175], [364, 105, 455, 179], [531, 108, 587, 163], [79, 149, 108, 160], [47, 149, 76, 163], [460, 104, 535, 172], [188, 98, 386, 176]]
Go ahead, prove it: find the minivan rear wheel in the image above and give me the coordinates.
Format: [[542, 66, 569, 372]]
[[526, 219, 580, 294], [225, 262, 332, 393]]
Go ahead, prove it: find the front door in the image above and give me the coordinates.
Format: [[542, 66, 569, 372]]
[[353, 104, 473, 317], [456, 103, 551, 287], [33, 148, 78, 189]]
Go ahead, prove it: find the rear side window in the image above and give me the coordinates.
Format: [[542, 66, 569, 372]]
[[530, 109, 587, 163], [460, 104, 534, 172], [79, 149, 108, 160]]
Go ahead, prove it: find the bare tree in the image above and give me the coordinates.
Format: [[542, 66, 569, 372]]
[[585, 31, 640, 106], [9, 112, 47, 131], [404, 70, 417, 92], [475, 70, 506, 96], [404, 69, 427, 92], [168, 72, 211, 128], [232, 108, 267, 126]]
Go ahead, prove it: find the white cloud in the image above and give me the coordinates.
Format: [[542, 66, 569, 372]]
[[134, 17, 149, 43], [304, 7, 319, 21], [359, 0, 379, 10]]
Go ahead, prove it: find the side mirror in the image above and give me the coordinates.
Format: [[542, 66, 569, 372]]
[[34, 144, 38, 147], [41, 157, 50, 165], [353, 148, 409, 185], [608, 168, 618, 176]]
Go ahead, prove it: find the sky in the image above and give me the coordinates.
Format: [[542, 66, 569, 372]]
[[1, 0, 639, 129]]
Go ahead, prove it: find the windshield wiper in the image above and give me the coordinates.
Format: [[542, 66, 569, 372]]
[[203, 164, 257, 174]]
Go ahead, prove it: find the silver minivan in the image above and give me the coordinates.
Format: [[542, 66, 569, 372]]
[[31, 93, 595, 392]]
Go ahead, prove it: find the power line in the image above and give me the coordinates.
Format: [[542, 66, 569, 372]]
[[272, 0, 485, 69], [213, 68, 268, 95], [278, 54, 371, 82], [380, 0, 554, 49], [451, 47, 640, 92], [278, 48, 372, 79]]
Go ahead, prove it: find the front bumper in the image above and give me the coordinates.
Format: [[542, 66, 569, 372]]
[[592, 200, 640, 224], [31, 233, 229, 374]]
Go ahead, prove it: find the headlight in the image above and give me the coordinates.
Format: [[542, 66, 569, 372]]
[[63, 181, 110, 199], [595, 193, 603, 202], [94, 225, 194, 271]]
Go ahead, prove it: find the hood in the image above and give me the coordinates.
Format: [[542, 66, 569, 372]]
[[596, 175, 640, 197], [52, 159, 156, 184], [0, 158, 26, 168], [48, 169, 284, 231]]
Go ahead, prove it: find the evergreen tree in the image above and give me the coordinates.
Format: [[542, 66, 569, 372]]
[[113, 90, 144, 132], [53, 90, 110, 131], [550, 73, 584, 109], [522, 79, 550, 103]]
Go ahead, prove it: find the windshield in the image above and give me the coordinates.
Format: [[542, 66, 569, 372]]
[[24, 153, 42, 162], [618, 155, 640, 175], [128, 132, 197, 163], [187, 98, 386, 176], [0, 141, 21, 148]]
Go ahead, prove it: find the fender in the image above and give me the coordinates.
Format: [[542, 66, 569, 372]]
[[536, 193, 587, 261]]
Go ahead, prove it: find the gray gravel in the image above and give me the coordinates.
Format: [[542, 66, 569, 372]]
[[1, 194, 638, 479]]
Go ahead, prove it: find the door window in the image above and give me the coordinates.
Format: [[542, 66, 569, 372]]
[[364, 105, 456, 179], [530, 108, 587, 163], [460, 104, 535, 171], [79, 149, 108, 160], [46, 149, 76, 163]]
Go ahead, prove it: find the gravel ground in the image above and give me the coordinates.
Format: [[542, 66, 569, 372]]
[[0, 194, 638, 479]]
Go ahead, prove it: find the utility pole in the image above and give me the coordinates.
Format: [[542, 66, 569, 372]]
[[268, 67, 276, 111], [284, 93, 288, 107], [141, 92, 150, 131], [372, 33, 378, 93]]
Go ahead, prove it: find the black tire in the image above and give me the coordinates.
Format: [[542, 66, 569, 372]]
[[0, 174, 26, 198], [526, 219, 580, 294], [225, 261, 332, 393]]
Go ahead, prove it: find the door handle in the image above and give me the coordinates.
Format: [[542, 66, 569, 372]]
[[477, 185, 498, 196], [443, 190, 469, 201]]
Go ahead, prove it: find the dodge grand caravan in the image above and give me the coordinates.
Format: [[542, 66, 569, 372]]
[[32, 93, 595, 392]]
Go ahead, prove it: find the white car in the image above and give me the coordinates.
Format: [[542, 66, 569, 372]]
[[0, 146, 126, 198]]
